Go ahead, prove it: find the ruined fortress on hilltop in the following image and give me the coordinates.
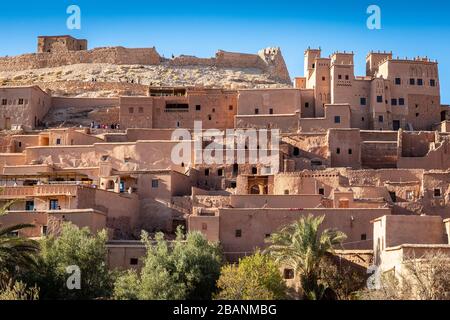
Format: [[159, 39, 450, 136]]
[[1, 35, 450, 280]]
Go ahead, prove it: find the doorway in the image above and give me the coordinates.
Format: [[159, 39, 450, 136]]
[[393, 120, 400, 131]]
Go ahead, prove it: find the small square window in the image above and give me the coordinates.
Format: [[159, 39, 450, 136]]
[[361, 234, 367, 241], [345, 75, 349, 80], [1, 99, 7, 106], [251, 167, 257, 175], [379, 116, 384, 123], [56, 138, 61, 145], [416, 113, 419, 117], [391, 99, 397, 106], [18, 99, 24, 105], [417, 79, 423, 86], [265, 233, 271, 238], [305, 102, 309, 108], [348, 149, 352, 155], [269, 108, 273, 114], [293, 147, 300, 156], [284, 190, 289, 195], [319, 188, 325, 195], [336, 148, 341, 154], [235, 229, 242, 238], [338, 75, 342, 80], [229, 105, 233, 111], [151, 179, 159, 188], [334, 116, 341, 124], [129, 107, 134, 114], [202, 223, 208, 231], [360, 97, 367, 106], [377, 96, 383, 103], [130, 258, 138, 265], [395, 78, 401, 85], [399, 98, 405, 106], [196, 105, 201, 111], [322, 76, 326, 81], [434, 189, 442, 198], [410, 78, 415, 85], [255, 108, 259, 115], [430, 79, 436, 87], [138, 107, 144, 113]]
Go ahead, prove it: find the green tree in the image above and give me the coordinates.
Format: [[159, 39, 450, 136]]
[[31, 223, 114, 299], [266, 214, 347, 300], [113, 227, 222, 300], [0, 223, 40, 276], [215, 252, 287, 300]]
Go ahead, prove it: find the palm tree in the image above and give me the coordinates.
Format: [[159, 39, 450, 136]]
[[0, 223, 40, 275], [266, 214, 347, 300]]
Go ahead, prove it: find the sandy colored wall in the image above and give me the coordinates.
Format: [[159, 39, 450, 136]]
[[214, 207, 391, 253]]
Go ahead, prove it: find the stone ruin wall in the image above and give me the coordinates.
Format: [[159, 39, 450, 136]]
[[168, 48, 291, 83], [0, 47, 161, 72]]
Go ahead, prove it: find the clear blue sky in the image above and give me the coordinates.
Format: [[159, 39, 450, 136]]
[[1, 0, 449, 102]]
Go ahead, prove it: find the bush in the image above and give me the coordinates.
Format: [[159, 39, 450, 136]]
[[114, 227, 222, 300], [215, 252, 287, 300]]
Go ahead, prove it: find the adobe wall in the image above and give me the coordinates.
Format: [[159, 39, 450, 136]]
[[345, 169, 424, 187], [48, 210, 107, 235], [229, 194, 322, 209], [273, 171, 342, 197], [237, 89, 301, 115], [0, 211, 47, 237], [120, 91, 237, 130], [298, 104, 351, 132], [282, 133, 329, 171], [361, 141, 398, 169], [107, 243, 146, 270], [401, 131, 435, 157], [327, 129, 361, 169], [51, 97, 119, 108], [214, 207, 391, 253], [234, 114, 298, 132], [398, 136, 450, 170]]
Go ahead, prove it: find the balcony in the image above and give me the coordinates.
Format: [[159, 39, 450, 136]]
[[0, 184, 89, 199]]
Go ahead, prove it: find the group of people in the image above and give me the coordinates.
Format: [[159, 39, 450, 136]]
[[90, 121, 120, 130]]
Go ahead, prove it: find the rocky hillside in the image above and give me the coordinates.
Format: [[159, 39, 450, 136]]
[[0, 62, 292, 97]]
